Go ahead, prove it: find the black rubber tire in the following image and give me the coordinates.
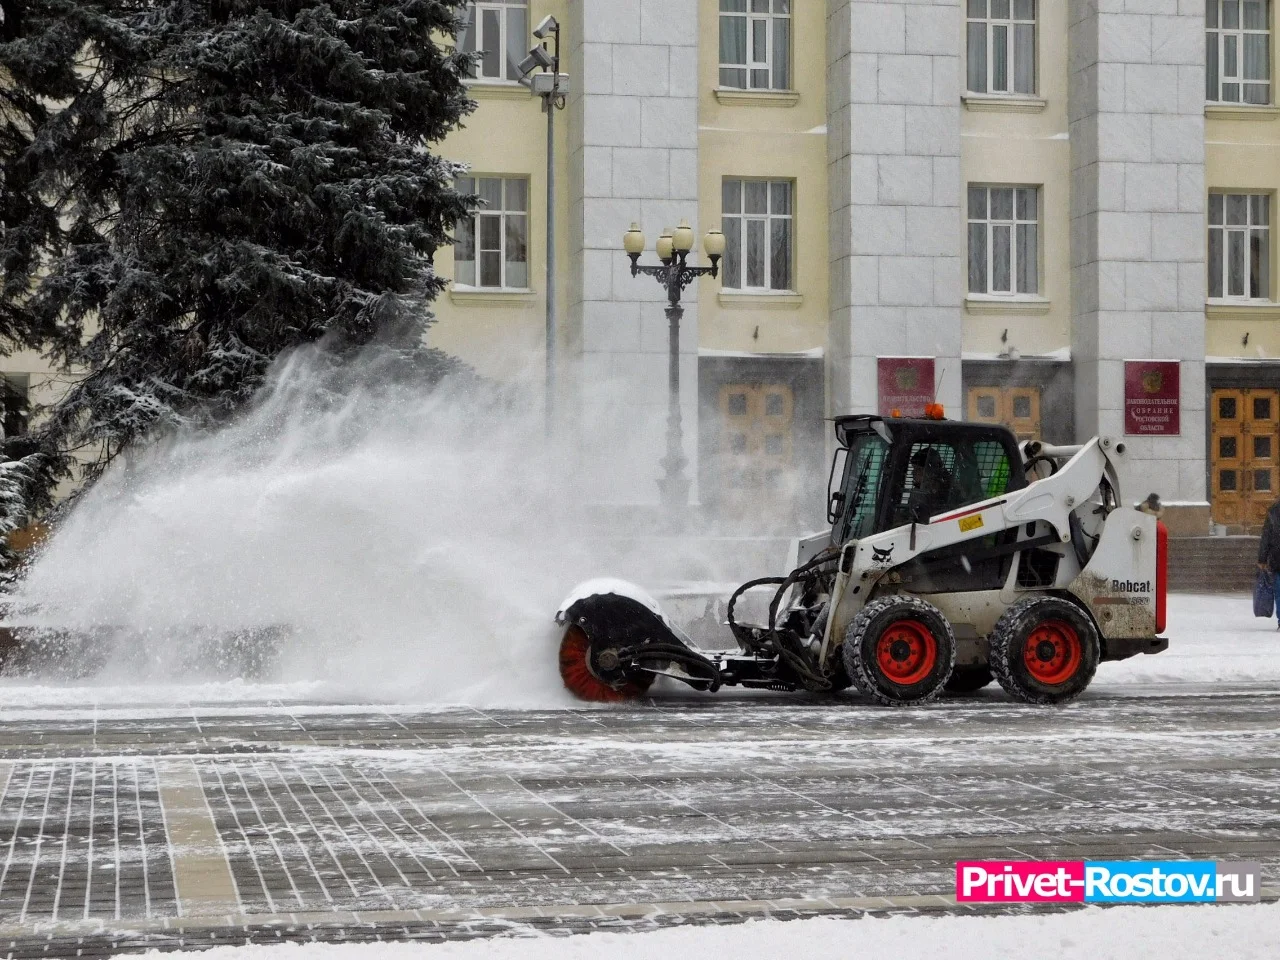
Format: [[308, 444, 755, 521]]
[[842, 596, 956, 706], [944, 664, 994, 694], [989, 595, 1100, 705]]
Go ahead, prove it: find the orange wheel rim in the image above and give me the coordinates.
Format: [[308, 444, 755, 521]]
[[875, 619, 937, 686], [1023, 619, 1082, 685], [558, 626, 646, 702]]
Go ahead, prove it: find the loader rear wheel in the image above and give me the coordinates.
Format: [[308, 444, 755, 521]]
[[843, 596, 956, 706], [558, 625, 654, 703], [945, 665, 994, 694], [989, 596, 1099, 705]]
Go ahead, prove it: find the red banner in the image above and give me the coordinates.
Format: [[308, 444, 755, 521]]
[[877, 357, 935, 417], [1124, 360, 1180, 435]]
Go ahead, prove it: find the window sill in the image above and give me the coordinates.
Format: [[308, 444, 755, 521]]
[[464, 80, 530, 101], [1205, 103, 1280, 121], [964, 295, 1052, 315], [713, 88, 801, 108], [962, 94, 1048, 114], [1206, 299, 1280, 320], [717, 290, 803, 309], [449, 286, 537, 306]]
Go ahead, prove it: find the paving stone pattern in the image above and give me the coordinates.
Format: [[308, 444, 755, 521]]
[[0, 762, 177, 923], [0, 689, 1276, 955]]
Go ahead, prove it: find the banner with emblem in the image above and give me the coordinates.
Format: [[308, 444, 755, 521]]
[[1124, 360, 1180, 436], [877, 357, 935, 418]]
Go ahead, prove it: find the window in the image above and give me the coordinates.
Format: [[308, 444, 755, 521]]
[[891, 440, 1012, 527], [1209, 192, 1270, 299], [968, 185, 1039, 296], [1, 374, 27, 438], [722, 179, 793, 291], [1207, 0, 1271, 104], [834, 432, 888, 544], [455, 177, 528, 289], [719, 0, 791, 90], [966, 0, 1036, 95], [459, 1, 528, 82]]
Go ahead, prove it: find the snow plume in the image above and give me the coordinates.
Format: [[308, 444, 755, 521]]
[[2, 344, 752, 708]]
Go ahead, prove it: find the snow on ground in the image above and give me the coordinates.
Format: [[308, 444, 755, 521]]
[[141, 904, 1280, 960], [1096, 592, 1280, 688], [0, 592, 1274, 714]]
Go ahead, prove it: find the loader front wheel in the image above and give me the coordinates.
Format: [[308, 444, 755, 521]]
[[989, 596, 1099, 705], [843, 597, 956, 706], [558, 625, 654, 703]]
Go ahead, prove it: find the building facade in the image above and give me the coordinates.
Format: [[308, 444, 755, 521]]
[[6, 0, 1279, 534]]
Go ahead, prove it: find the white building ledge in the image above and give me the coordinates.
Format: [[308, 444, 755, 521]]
[[464, 81, 530, 101], [962, 94, 1048, 114], [449, 286, 537, 306], [1205, 103, 1280, 121], [717, 290, 803, 309], [713, 88, 800, 108], [964, 294, 1052, 315], [1206, 300, 1280, 320]]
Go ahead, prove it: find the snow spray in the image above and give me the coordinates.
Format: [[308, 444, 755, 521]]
[[1, 343, 804, 707]]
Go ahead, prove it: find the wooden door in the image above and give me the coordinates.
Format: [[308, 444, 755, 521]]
[[1211, 388, 1280, 532], [718, 382, 795, 512], [966, 385, 1042, 441]]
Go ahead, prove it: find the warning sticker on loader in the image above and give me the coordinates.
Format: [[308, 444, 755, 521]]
[[958, 514, 984, 533]]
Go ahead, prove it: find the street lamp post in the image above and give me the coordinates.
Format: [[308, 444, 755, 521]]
[[518, 17, 569, 437], [623, 220, 726, 513]]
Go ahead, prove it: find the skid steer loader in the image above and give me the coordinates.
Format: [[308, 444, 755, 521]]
[[555, 410, 1168, 706]]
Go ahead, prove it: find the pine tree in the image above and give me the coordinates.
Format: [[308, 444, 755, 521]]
[[0, 0, 476, 542]]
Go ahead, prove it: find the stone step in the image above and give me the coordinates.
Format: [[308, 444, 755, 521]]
[[1168, 536, 1260, 593]]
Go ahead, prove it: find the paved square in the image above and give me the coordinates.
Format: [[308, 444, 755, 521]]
[[0, 688, 1276, 954]]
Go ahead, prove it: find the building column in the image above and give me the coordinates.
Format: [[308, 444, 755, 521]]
[[567, 0, 700, 506], [1069, 1, 1208, 519], [826, 0, 964, 417]]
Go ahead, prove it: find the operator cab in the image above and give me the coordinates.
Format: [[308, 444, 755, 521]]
[[827, 414, 1026, 547]]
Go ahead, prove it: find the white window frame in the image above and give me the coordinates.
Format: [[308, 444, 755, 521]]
[[965, 0, 1037, 96], [967, 184, 1040, 297], [460, 0, 528, 83], [718, 0, 792, 91], [1206, 0, 1272, 104], [1209, 192, 1271, 300], [721, 178, 794, 292], [454, 176, 529, 291]]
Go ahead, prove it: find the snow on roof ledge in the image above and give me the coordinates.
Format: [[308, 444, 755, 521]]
[[961, 346, 1072, 362], [698, 347, 824, 359]]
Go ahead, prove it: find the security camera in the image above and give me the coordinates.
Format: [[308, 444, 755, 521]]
[[533, 14, 559, 39], [518, 44, 555, 77], [517, 52, 541, 77]]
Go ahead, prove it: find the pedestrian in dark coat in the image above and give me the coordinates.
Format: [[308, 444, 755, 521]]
[[1258, 501, 1280, 627]]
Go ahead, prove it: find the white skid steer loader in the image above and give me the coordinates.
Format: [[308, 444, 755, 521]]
[[556, 410, 1168, 706]]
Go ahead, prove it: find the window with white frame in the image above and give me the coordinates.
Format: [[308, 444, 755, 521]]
[[719, 0, 791, 91], [722, 179, 793, 291], [454, 177, 529, 289], [1209, 192, 1270, 299], [1207, 0, 1271, 104], [967, 185, 1039, 296], [459, 0, 528, 82], [966, 0, 1036, 95]]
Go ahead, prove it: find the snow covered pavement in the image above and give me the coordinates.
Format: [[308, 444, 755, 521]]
[[0, 593, 1275, 956]]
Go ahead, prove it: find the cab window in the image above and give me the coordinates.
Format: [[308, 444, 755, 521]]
[[889, 437, 1013, 527], [834, 433, 888, 544]]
